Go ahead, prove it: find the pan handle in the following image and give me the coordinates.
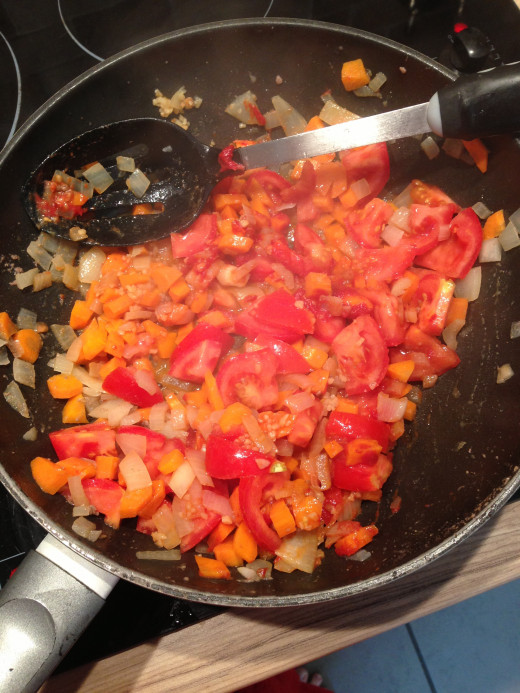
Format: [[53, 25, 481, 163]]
[[0, 534, 119, 693]]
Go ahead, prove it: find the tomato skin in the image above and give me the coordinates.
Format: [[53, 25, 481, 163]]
[[238, 474, 283, 552], [205, 433, 273, 479], [334, 523, 379, 556], [345, 197, 394, 248], [169, 323, 233, 383], [354, 245, 416, 283], [402, 204, 454, 254], [391, 324, 460, 380], [415, 208, 483, 279], [103, 366, 163, 407], [414, 273, 455, 336], [340, 143, 390, 201], [332, 315, 389, 396], [293, 223, 332, 273], [360, 288, 406, 347], [326, 411, 390, 452], [170, 213, 218, 258], [217, 349, 279, 410], [235, 289, 315, 343], [333, 453, 393, 492], [287, 400, 322, 447], [180, 513, 221, 553], [82, 478, 123, 520], [252, 335, 311, 374], [50, 422, 117, 460], [409, 179, 460, 212]]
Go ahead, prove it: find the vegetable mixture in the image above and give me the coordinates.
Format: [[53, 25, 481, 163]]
[[7, 58, 506, 583]]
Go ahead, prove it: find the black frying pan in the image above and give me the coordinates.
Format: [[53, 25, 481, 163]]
[[1, 18, 520, 690]]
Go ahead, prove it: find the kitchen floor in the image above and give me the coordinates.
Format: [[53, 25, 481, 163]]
[[304, 577, 520, 693]]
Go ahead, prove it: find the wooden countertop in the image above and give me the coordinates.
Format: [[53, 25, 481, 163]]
[[41, 497, 520, 693]]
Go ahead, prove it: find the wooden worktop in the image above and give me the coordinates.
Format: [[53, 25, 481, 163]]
[[41, 497, 520, 693]]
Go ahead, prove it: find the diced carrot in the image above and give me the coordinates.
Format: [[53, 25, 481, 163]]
[[62, 394, 88, 424], [207, 520, 235, 552], [315, 161, 348, 198], [204, 370, 224, 411], [150, 264, 182, 293], [133, 357, 153, 371], [324, 440, 343, 458], [312, 194, 335, 213], [98, 287, 120, 304], [446, 297, 469, 326], [483, 210, 506, 240], [404, 400, 417, 421], [104, 331, 125, 358], [142, 320, 167, 339], [168, 278, 191, 303], [462, 138, 488, 173], [338, 188, 358, 210], [341, 58, 370, 92], [213, 536, 244, 567], [212, 193, 248, 211], [229, 485, 243, 525], [291, 493, 323, 531], [132, 203, 161, 215], [103, 295, 133, 319], [119, 486, 154, 519], [176, 322, 194, 343], [119, 272, 150, 287], [233, 521, 258, 563], [158, 449, 184, 475], [217, 234, 254, 256], [270, 499, 296, 539], [389, 418, 405, 442], [198, 310, 234, 330], [387, 359, 415, 383], [58, 457, 97, 479], [194, 555, 231, 580], [164, 391, 185, 413], [138, 479, 167, 519], [220, 204, 240, 220], [334, 524, 378, 556], [31, 457, 69, 495], [157, 331, 178, 358], [95, 455, 120, 480], [97, 357, 124, 381], [69, 300, 93, 330], [138, 289, 162, 309], [219, 402, 251, 433], [301, 344, 329, 369], [8, 329, 43, 364], [0, 311, 17, 341], [335, 397, 359, 414], [80, 318, 108, 360], [184, 387, 208, 408], [102, 252, 128, 275], [304, 272, 332, 299], [189, 290, 209, 314], [345, 439, 382, 466]]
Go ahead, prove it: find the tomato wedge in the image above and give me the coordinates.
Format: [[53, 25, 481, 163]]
[[206, 433, 273, 478], [345, 197, 394, 248], [326, 411, 390, 452], [234, 289, 315, 343], [103, 366, 163, 407], [239, 474, 283, 552], [340, 143, 390, 201], [331, 315, 389, 396], [50, 422, 117, 460], [252, 335, 311, 374], [170, 213, 218, 258], [217, 349, 279, 409], [333, 453, 393, 492], [169, 323, 233, 383]]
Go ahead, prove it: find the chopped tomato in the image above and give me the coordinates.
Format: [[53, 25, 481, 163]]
[[332, 315, 389, 395], [345, 197, 394, 248], [170, 213, 218, 258], [326, 411, 390, 452], [169, 323, 233, 383], [217, 349, 279, 409], [340, 142, 390, 201], [333, 453, 393, 492], [103, 366, 163, 407], [205, 433, 273, 478], [235, 289, 315, 343], [409, 179, 460, 211], [402, 204, 455, 254], [238, 474, 283, 552], [252, 335, 311, 374], [50, 423, 117, 460]]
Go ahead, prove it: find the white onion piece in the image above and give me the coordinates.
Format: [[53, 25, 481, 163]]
[[454, 267, 481, 302], [377, 392, 407, 422], [72, 505, 94, 517], [225, 90, 262, 125], [134, 368, 160, 396], [472, 201, 493, 219], [78, 248, 106, 283], [242, 413, 274, 453], [83, 162, 114, 194], [369, 72, 387, 92], [353, 85, 381, 98], [392, 184, 413, 208], [119, 451, 152, 491], [285, 391, 316, 414], [72, 516, 101, 541], [116, 431, 147, 459], [389, 206, 410, 231], [421, 136, 440, 160], [186, 449, 214, 488], [263, 109, 281, 129], [275, 530, 320, 574], [68, 475, 90, 507], [348, 549, 372, 562], [13, 358, 36, 388], [168, 460, 195, 499], [149, 402, 168, 431], [126, 168, 151, 198], [510, 321, 520, 339], [479, 238, 502, 263], [33, 271, 53, 292], [52, 170, 93, 198], [497, 363, 514, 384], [52, 324, 77, 351], [202, 489, 233, 517], [391, 276, 412, 297], [152, 502, 181, 550], [62, 263, 80, 291], [237, 566, 261, 581], [3, 381, 30, 418], [27, 241, 53, 270], [508, 207, 520, 230], [71, 365, 102, 394], [22, 427, 38, 441], [136, 549, 181, 561], [319, 99, 359, 126], [116, 155, 136, 172], [381, 224, 404, 247], [89, 398, 135, 427], [442, 138, 464, 160], [499, 222, 520, 251], [15, 268, 39, 290], [442, 318, 465, 351], [271, 95, 307, 135], [350, 178, 371, 200], [17, 308, 38, 330]]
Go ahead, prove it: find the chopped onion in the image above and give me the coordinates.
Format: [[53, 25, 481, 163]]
[[202, 488, 233, 517], [241, 412, 274, 453], [71, 365, 102, 394], [499, 222, 520, 251], [83, 162, 114, 194], [52, 170, 93, 198], [508, 206, 520, 231], [369, 72, 387, 92], [119, 451, 152, 491], [377, 392, 408, 422], [479, 238, 502, 263], [126, 168, 151, 198], [56, 239, 78, 265], [391, 276, 412, 297], [263, 109, 281, 129], [78, 247, 106, 284], [284, 391, 316, 414], [275, 530, 320, 574], [15, 268, 39, 290], [136, 549, 181, 561], [89, 398, 134, 427], [510, 321, 520, 339], [381, 223, 404, 247], [238, 558, 273, 581], [51, 324, 77, 351], [225, 90, 263, 125], [421, 136, 440, 160], [17, 308, 38, 330], [51, 353, 74, 375], [497, 363, 514, 384], [353, 85, 381, 98], [271, 95, 307, 135], [350, 178, 371, 200], [33, 271, 53, 292], [27, 241, 53, 270], [149, 402, 168, 432], [152, 502, 181, 550], [13, 358, 36, 388], [389, 206, 410, 231], [134, 368, 160, 396], [472, 201, 493, 219], [0, 346, 9, 366], [72, 516, 101, 542], [442, 318, 465, 351], [68, 475, 90, 507], [116, 155, 136, 172], [37, 231, 60, 254], [116, 431, 147, 459], [442, 138, 464, 160], [22, 426, 38, 441], [168, 460, 195, 499], [186, 449, 214, 487], [62, 263, 80, 290], [348, 548, 372, 562], [319, 99, 359, 126], [3, 381, 30, 418], [72, 505, 95, 517], [454, 266, 481, 302], [392, 183, 413, 208]]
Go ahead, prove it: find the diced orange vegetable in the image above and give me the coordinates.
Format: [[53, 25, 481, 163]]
[[168, 278, 191, 303], [308, 368, 330, 396], [138, 479, 167, 519], [334, 524, 379, 556], [58, 457, 96, 479], [204, 370, 224, 411], [233, 521, 258, 563], [335, 397, 359, 414], [150, 264, 182, 293], [0, 312, 17, 341], [30, 457, 68, 495], [270, 499, 296, 538], [483, 210, 506, 239], [103, 294, 133, 319], [62, 394, 88, 424], [69, 300, 94, 330], [102, 252, 128, 275], [315, 161, 348, 198], [212, 193, 248, 211], [304, 272, 332, 299], [8, 329, 43, 363], [462, 138, 488, 173], [138, 289, 162, 309], [291, 493, 323, 531], [95, 455, 120, 480], [189, 290, 209, 314], [341, 58, 370, 91], [345, 439, 382, 466], [99, 356, 126, 381], [301, 344, 329, 369], [389, 418, 405, 442], [119, 272, 150, 287], [446, 297, 469, 326], [158, 449, 184, 475], [157, 331, 178, 358], [219, 402, 251, 433], [207, 521, 235, 552], [119, 486, 154, 519], [104, 331, 125, 358], [387, 359, 415, 383], [217, 234, 254, 256], [404, 400, 417, 421], [194, 555, 231, 580], [47, 374, 83, 399], [213, 537, 244, 567], [324, 440, 343, 458], [80, 318, 108, 360]]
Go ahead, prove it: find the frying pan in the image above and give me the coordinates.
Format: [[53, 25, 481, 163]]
[[1, 18, 520, 691]]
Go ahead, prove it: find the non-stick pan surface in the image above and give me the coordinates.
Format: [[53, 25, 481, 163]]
[[1, 19, 519, 607]]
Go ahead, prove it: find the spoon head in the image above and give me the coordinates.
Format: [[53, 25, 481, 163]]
[[22, 118, 219, 246]]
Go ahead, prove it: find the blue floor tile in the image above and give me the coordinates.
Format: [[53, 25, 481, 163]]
[[409, 578, 520, 693], [307, 625, 432, 693]]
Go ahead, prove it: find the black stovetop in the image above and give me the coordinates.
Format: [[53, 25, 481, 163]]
[[1, 0, 520, 675]]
